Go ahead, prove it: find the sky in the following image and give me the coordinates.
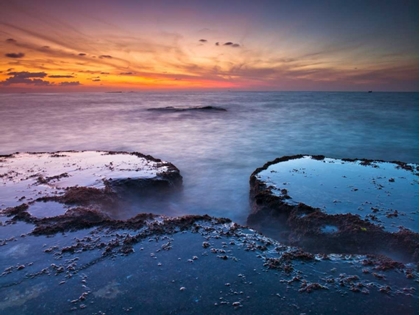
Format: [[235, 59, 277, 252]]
[[0, 0, 418, 92]]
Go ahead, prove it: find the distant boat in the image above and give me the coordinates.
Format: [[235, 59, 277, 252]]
[[368, 91, 373, 93]]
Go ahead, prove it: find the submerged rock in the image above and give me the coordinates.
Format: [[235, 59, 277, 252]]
[[0, 214, 417, 315], [147, 105, 227, 112], [249, 155, 419, 262]]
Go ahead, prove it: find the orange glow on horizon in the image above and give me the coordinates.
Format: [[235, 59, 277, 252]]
[[0, 1, 417, 92]]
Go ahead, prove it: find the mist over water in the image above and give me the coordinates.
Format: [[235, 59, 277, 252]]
[[0, 91, 418, 224]]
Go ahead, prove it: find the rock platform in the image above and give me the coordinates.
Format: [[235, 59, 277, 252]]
[[0, 152, 417, 314], [249, 155, 419, 262]]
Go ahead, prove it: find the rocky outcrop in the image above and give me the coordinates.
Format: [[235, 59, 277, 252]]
[[147, 105, 227, 112], [249, 155, 419, 262], [0, 152, 417, 314], [0, 151, 183, 215]]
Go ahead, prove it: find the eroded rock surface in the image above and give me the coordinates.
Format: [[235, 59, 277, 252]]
[[0, 214, 417, 315], [249, 155, 419, 262], [0, 151, 182, 219], [0, 151, 418, 314]]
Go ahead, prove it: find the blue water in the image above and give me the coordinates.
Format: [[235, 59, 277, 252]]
[[0, 91, 418, 224]]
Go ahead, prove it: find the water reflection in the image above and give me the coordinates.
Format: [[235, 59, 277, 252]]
[[0, 92, 418, 224]]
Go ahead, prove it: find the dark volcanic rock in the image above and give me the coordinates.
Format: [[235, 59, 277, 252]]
[[249, 155, 419, 263]]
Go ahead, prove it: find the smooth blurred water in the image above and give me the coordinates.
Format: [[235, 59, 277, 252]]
[[0, 91, 418, 224]]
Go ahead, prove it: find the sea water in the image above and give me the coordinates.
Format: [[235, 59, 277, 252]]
[[0, 91, 418, 224]]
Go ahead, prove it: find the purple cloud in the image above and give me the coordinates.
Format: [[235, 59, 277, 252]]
[[199, 39, 207, 42], [7, 71, 47, 78], [59, 81, 80, 86], [1, 71, 50, 86], [5, 52, 25, 58]]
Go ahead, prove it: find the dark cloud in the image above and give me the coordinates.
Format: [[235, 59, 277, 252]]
[[7, 71, 47, 78], [79, 53, 86, 56], [5, 52, 25, 58], [48, 75, 75, 78], [1, 71, 83, 87], [219, 42, 240, 48], [7, 68, 14, 72], [92, 78, 101, 82], [199, 39, 207, 42], [99, 55, 112, 59], [0, 71, 51, 86], [120, 72, 133, 75], [1, 74, 50, 86], [59, 81, 80, 86], [100, 72, 109, 75], [41, 46, 50, 49], [6, 38, 16, 44]]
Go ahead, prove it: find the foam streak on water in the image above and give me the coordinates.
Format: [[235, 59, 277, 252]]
[[0, 92, 418, 223]]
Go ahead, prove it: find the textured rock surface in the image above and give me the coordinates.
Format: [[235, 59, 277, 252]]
[[0, 214, 417, 315], [0, 151, 417, 314], [249, 155, 419, 262], [0, 151, 182, 219]]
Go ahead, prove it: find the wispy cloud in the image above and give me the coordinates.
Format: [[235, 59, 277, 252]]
[[59, 81, 81, 86], [0, 1, 416, 91], [48, 75, 75, 78]]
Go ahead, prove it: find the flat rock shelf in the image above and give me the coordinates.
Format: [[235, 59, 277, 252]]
[[0, 215, 418, 315], [0, 151, 182, 220], [249, 155, 419, 263], [0, 152, 418, 314]]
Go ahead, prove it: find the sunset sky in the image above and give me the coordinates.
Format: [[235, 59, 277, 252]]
[[0, 0, 418, 92]]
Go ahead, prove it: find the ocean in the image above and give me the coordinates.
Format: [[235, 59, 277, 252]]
[[0, 91, 418, 225]]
